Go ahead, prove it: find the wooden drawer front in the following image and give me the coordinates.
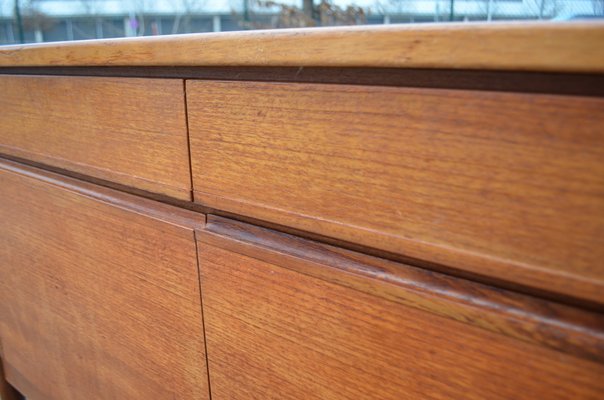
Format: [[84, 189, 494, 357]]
[[188, 80, 604, 305], [0, 160, 208, 400], [0, 75, 191, 200], [197, 216, 604, 400]]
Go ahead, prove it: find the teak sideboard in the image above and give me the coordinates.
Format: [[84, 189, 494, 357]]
[[1, 22, 604, 400]]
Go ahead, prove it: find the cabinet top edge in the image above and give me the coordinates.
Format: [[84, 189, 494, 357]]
[[0, 21, 603, 73]]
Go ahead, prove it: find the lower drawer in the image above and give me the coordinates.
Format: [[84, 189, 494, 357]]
[[198, 216, 604, 400], [0, 160, 208, 400]]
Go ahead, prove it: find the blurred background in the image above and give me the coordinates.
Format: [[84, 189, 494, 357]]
[[0, 0, 602, 44]]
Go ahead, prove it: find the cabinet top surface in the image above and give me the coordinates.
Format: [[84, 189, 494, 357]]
[[0, 22, 603, 73]]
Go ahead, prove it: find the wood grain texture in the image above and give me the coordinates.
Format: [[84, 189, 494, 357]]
[[198, 240, 604, 400], [0, 75, 191, 199], [199, 215, 604, 363], [0, 23, 603, 73], [0, 159, 208, 400], [188, 80, 604, 305]]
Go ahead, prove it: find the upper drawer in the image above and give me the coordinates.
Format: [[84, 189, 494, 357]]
[[0, 75, 191, 200], [187, 80, 604, 305]]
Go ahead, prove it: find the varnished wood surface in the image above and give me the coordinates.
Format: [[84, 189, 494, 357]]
[[198, 239, 604, 399], [188, 80, 604, 305], [0, 23, 603, 73], [0, 159, 208, 400], [0, 75, 191, 199], [199, 215, 604, 363]]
